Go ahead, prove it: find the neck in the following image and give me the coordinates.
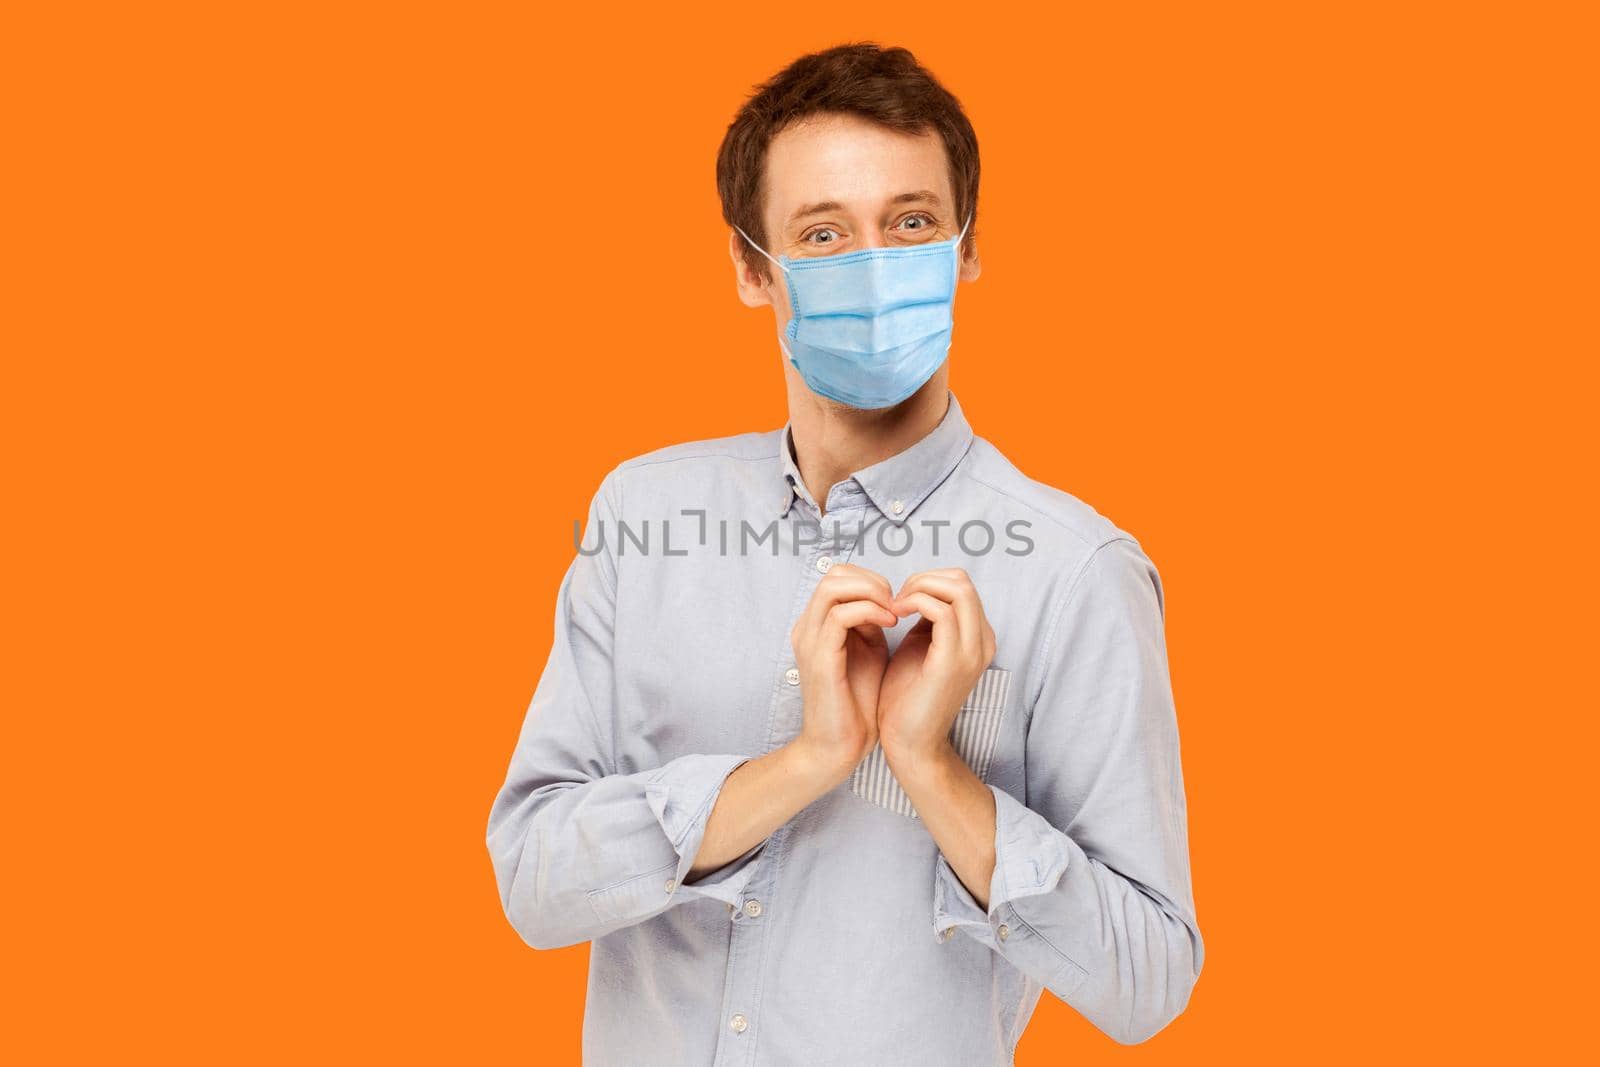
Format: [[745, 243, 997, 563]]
[[785, 374, 950, 516]]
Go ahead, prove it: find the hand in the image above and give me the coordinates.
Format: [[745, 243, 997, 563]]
[[789, 563, 898, 782], [878, 568, 997, 769]]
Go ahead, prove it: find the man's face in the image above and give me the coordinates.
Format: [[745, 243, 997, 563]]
[[732, 111, 980, 324]]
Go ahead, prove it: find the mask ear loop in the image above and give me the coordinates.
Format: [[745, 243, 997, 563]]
[[733, 225, 803, 360], [948, 213, 974, 344], [733, 225, 786, 273], [733, 223, 795, 316]]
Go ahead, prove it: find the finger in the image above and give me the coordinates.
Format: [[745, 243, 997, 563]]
[[851, 620, 890, 650], [899, 615, 934, 649], [825, 562, 894, 599], [890, 591, 959, 654], [896, 571, 974, 605], [894, 572, 940, 603], [827, 572, 895, 637], [819, 571, 897, 612], [800, 572, 896, 639], [895, 573, 983, 655], [819, 599, 899, 651]]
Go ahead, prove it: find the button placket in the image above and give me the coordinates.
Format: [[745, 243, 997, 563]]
[[710, 521, 822, 1066], [778, 508, 862, 747], [814, 512, 860, 577], [712, 860, 774, 1061]]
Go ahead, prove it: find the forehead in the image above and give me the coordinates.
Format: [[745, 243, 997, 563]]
[[762, 112, 954, 225]]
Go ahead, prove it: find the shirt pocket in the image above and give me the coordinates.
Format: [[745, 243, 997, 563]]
[[852, 667, 1012, 820]]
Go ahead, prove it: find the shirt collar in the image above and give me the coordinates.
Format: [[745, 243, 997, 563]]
[[776, 391, 975, 524]]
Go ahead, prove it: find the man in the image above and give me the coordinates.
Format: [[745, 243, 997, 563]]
[[487, 43, 1204, 1063]]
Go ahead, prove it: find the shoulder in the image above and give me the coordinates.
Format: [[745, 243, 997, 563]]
[[954, 435, 1164, 614], [591, 428, 783, 511], [952, 440, 1170, 674], [614, 428, 781, 473], [955, 435, 1141, 552]]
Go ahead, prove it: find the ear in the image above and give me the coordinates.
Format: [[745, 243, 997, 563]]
[[729, 230, 776, 309], [958, 237, 982, 284]]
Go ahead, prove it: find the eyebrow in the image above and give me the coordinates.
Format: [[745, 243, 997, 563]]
[[784, 190, 946, 227]]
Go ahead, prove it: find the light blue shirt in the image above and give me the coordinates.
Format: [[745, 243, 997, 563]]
[[486, 393, 1204, 1062]]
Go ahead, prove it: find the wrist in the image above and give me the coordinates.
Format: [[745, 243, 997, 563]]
[[783, 735, 862, 790], [882, 735, 959, 787]]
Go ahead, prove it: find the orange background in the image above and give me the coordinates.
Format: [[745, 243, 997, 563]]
[[4, 2, 1595, 1062]]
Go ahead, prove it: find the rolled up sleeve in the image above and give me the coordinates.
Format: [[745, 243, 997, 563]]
[[486, 470, 768, 949], [932, 536, 1204, 1045], [637, 753, 767, 910]]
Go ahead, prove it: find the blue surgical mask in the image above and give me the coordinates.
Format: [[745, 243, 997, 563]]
[[734, 215, 973, 410]]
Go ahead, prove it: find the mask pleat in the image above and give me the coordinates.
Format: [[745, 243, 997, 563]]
[[775, 224, 969, 409]]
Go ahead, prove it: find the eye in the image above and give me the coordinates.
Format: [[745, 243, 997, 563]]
[[802, 227, 842, 246], [894, 212, 937, 233]]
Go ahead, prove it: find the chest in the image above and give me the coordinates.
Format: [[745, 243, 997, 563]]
[[606, 506, 1060, 783]]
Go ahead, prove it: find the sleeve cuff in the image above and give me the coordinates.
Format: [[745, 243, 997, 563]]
[[644, 753, 766, 909], [931, 783, 1073, 945]]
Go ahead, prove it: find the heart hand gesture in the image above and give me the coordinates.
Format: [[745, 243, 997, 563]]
[[878, 568, 997, 766]]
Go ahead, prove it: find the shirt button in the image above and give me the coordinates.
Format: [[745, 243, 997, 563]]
[[664, 879, 676, 894], [891, 499, 905, 515], [815, 555, 832, 573], [730, 1013, 749, 1033], [784, 667, 800, 686], [743, 899, 763, 918], [997, 923, 1010, 942]]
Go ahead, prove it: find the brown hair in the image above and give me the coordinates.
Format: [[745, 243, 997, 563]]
[[716, 42, 980, 282]]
